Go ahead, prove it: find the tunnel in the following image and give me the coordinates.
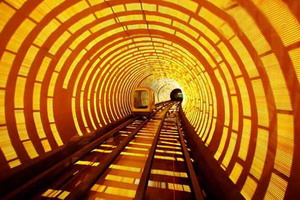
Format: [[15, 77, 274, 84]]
[[0, 0, 299, 199], [170, 88, 183, 101]]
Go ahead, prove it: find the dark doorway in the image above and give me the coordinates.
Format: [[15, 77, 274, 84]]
[[170, 89, 183, 101]]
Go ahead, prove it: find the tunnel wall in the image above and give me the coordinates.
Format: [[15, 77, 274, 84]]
[[0, 0, 299, 199]]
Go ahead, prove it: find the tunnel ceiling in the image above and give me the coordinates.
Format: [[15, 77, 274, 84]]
[[0, 0, 300, 199]]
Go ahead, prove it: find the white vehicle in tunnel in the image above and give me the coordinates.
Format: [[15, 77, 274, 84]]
[[131, 87, 155, 114]]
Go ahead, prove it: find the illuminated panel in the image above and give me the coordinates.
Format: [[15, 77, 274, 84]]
[[93, 6, 112, 18], [288, 48, 300, 83], [87, 99, 97, 130], [146, 15, 172, 26], [241, 176, 257, 200], [63, 49, 87, 89], [49, 31, 72, 55], [68, 14, 96, 33], [42, 189, 70, 199], [148, 24, 175, 35], [265, 173, 287, 199], [34, 19, 61, 47], [163, 0, 198, 12], [190, 18, 219, 43], [104, 186, 135, 198], [274, 114, 294, 177], [219, 22, 235, 40], [198, 37, 221, 66], [83, 60, 99, 97], [229, 37, 259, 78], [158, 6, 190, 22], [222, 133, 237, 168], [229, 162, 243, 184], [14, 77, 26, 108], [236, 78, 251, 116], [214, 127, 228, 160], [0, 3, 15, 33], [199, 7, 224, 28], [227, 6, 271, 55], [220, 62, 236, 94], [41, 139, 51, 152], [151, 169, 188, 178], [72, 97, 83, 136], [47, 98, 55, 123], [252, 0, 300, 46], [217, 42, 241, 76], [50, 124, 63, 146], [5, 0, 26, 9], [75, 160, 100, 166], [55, 49, 72, 72], [0, 90, 5, 124], [173, 21, 199, 38], [205, 118, 216, 146], [109, 164, 141, 172], [48, 72, 58, 96], [80, 91, 90, 132], [0, 126, 19, 167], [36, 57, 52, 82], [238, 118, 251, 161], [33, 83, 41, 110], [167, 182, 191, 192], [105, 174, 135, 184], [56, 1, 89, 22], [70, 31, 91, 50], [15, 110, 29, 141], [90, 184, 106, 193], [6, 19, 36, 52], [29, 0, 64, 22], [141, 3, 157, 12], [22, 141, 38, 159], [261, 54, 292, 111], [251, 79, 269, 127], [231, 96, 239, 131], [111, 5, 126, 13], [215, 69, 230, 126], [250, 128, 268, 180], [8, 159, 21, 168], [119, 14, 143, 23], [19, 45, 39, 76], [0, 51, 15, 88], [33, 112, 46, 139]]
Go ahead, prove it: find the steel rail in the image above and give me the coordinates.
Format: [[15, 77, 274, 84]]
[[134, 102, 175, 200], [65, 102, 172, 200]]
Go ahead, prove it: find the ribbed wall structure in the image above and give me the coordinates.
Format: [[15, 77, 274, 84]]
[[0, 0, 299, 199]]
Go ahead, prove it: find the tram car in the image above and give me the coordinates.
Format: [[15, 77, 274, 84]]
[[131, 87, 155, 115]]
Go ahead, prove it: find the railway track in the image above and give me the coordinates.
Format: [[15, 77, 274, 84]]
[[20, 102, 204, 200]]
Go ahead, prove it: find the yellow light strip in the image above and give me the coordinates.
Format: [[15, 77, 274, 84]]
[[92, 149, 113, 153], [156, 149, 183, 155], [109, 164, 141, 172], [125, 146, 148, 151], [154, 155, 184, 162], [120, 152, 147, 157], [105, 174, 136, 184], [104, 186, 136, 198], [75, 160, 100, 166], [151, 169, 188, 178]]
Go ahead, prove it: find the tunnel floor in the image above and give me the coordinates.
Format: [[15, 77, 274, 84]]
[[3, 102, 211, 200]]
